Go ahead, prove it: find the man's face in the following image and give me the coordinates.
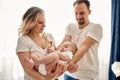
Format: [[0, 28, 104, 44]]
[[74, 3, 91, 25]]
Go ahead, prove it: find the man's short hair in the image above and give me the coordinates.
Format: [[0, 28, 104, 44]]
[[73, 0, 90, 10]]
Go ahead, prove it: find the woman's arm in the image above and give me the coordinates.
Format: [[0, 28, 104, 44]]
[[17, 52, 64, 80], [17, 52, 45, 80]]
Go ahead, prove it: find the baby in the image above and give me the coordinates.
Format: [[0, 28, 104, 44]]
[[24, 41, 77, 76]]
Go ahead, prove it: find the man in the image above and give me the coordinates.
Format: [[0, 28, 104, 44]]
[[57, 0, 103, 80]]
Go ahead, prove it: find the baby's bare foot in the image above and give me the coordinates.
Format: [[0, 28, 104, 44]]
[[24, 57, 34, 69]]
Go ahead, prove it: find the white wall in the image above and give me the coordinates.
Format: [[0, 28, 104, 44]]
[[0, 0, 111, 80]]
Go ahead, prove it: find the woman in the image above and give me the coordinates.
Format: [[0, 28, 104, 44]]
[[16, 6, 63, 80]]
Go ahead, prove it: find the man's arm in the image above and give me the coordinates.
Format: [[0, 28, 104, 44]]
[[71, 36, 98, 64], [67, 36, 98, 73], [57, 35, 71, 50]]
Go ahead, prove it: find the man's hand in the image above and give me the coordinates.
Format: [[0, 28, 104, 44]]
[[67, 62, 78, 73]]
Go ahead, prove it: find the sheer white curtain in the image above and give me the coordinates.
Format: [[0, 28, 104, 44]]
[[0, 0, 111, 80], [90, 1, 111, 80]]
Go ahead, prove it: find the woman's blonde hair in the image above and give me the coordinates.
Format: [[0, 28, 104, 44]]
[[18, 6, 44, 36]]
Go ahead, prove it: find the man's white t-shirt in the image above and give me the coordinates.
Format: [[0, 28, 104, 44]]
[[16, 33, 55, 80], [65, 22, 103, 80]]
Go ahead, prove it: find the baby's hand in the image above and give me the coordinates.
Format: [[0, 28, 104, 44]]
[[47, 48, 55, 53], [47, 41, 56, 54]]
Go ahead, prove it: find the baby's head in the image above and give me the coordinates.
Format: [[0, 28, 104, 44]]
[[59, 41, 77, 54]]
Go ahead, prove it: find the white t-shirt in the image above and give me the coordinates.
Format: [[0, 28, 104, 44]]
[[16, 33, 55, 80], [65, 22, 103, 80]]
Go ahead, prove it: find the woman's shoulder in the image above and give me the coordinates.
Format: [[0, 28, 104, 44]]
[[44, 33, 52, 37], [18, 35, 29, 42], [43, 33, 55, 42], [18, 35, 27, 39]]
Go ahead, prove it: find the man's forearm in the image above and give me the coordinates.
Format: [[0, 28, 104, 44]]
[[71, 46, 88, 64]]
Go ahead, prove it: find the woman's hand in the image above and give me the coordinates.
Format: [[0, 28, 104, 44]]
[[67, 62, 78, 73], [45, 62, 64, 80]]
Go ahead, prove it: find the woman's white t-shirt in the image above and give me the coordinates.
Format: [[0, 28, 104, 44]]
[[16, 33, 55, 80]]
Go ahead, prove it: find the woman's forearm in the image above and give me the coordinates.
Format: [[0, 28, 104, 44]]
[[17, 53, 45, 80], [24, 68, 45, 80]]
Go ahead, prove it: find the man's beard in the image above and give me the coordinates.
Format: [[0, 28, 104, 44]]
[[78, 18, 84, 25]]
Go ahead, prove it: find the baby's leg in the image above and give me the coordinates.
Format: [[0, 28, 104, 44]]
[[46, 53, 60, 74], [30, 54, 41, 65], [24, 57, 34, 69], [31, 52, 59, 74], [32, 52, 59, 67]]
